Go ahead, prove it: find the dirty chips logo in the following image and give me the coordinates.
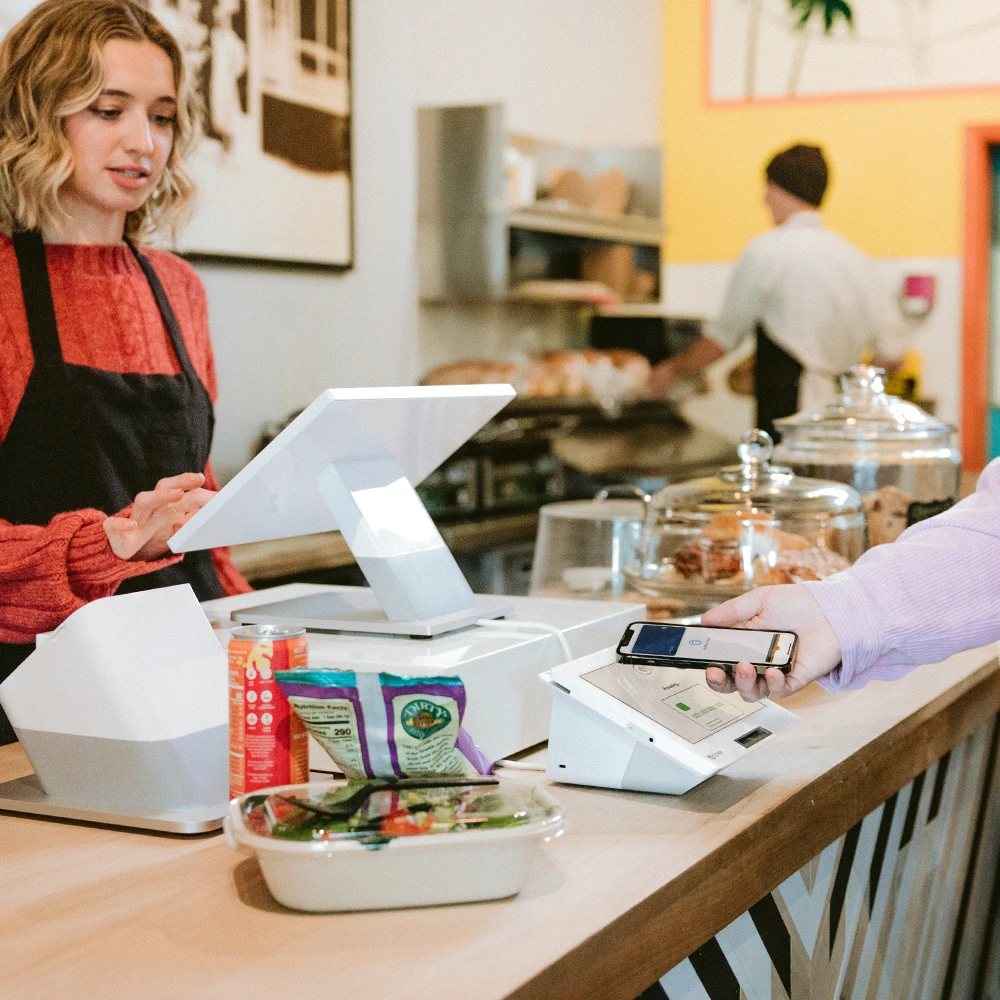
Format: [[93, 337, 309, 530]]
[[401, 699, 451, 740]]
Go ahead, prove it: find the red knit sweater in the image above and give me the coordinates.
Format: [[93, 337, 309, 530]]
[[0, 234, 251, 644]]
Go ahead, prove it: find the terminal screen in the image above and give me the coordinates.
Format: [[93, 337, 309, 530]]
[[580, 661, 760, 744]]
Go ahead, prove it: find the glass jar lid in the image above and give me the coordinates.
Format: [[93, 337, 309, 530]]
[[774, 365, 954, 442], [647, 430, 861, 517]]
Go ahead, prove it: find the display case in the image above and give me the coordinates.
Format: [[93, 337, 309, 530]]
[[528, 487, 648, 600], [625, 431, 864, 618], [773, 366, 961, 547]]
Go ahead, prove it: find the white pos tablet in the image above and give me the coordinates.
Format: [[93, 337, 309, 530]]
[[170, 385, 517, 636], [541, 647, 799, 794]]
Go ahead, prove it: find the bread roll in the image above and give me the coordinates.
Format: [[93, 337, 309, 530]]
[[420, 361, 521, 387], [863, 485, 912, 547], [421, 348, 650, 401], [755, 547, 850, 585], [703, 510, 775, 541], [537, 350, 589, 396]]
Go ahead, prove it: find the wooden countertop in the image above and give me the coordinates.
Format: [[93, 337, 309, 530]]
[[2, 645, 999, 1000]]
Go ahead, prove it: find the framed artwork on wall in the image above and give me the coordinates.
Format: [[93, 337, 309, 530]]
[[0, 0, 354, 268], [708, 0, 1000, 105], [154, 0, 353, 267]]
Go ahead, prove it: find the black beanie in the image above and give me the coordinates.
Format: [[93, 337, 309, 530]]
[[765, 144, 829, 207]]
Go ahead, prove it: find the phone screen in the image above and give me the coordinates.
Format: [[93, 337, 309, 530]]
[[623, 623, 794, 667]]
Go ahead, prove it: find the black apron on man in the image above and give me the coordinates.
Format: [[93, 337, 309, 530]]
[[0, 231, 224, 744], [754, 323, 804, 441]]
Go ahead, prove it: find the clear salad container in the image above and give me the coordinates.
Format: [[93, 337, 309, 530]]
[[225, 778, 566, 912], [528, 486, 648, 600], [623, 430, 864, 618], [773, 366, 961, 547]]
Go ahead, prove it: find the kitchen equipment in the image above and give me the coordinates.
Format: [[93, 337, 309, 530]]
[[540, 646, 799, 795], [225, 779, 566, 911], [588, 313, 702, 366], [624, 430, 864, 618], [529, 486, 648, 600], [550, 411, 735, 482], [774, 366, 961, 544]]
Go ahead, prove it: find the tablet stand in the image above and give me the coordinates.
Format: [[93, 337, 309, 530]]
[[545, 688, 710, 795], [235, 458, 510, 636]]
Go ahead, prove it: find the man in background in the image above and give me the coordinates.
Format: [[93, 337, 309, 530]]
[[650, 143, 906, 438]]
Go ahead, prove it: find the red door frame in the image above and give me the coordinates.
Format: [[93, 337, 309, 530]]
[[961, 124, 1000, 472]]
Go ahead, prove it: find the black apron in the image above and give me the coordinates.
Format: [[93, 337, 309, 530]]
[[754, 323, 804, 442], [0, 231, 224, 745]]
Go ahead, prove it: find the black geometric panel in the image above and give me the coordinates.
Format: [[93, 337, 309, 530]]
[[829, 820, 862, 957], [750, 892, 792, 997], [652, 723, 999, 1000], [635, 981, 669, 1000], [899, 770, 926, 847], [928, 751, 951, 823], [870, 792, 898, 916], [689, 937, 740, 1000]]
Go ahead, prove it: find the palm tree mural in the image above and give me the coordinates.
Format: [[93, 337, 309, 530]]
[[786, 0, 853, 93], [743, 0, 854, 98], [788, 0, 853, 32]]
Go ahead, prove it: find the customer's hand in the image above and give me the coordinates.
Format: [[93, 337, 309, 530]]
[[104, 472, 215, 562], [647, 359, 678, 397], [700, 585, 842, 702]]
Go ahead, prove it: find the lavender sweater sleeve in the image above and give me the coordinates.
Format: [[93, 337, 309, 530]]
[[802, 459, 1000, 692]]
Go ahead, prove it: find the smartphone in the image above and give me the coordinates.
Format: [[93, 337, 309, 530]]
[[616, 621, 797, 674]]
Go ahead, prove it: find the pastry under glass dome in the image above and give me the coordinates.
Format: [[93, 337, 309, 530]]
[[623, 430, 864, 618]]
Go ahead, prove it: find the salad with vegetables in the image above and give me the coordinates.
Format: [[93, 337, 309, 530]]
[[242, 778, 542, 847]]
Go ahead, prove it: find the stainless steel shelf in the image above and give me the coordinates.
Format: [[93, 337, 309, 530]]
[[507, 204, 662, 246]]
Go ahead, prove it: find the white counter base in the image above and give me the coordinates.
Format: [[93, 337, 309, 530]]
[[203, 583, 642, 767]]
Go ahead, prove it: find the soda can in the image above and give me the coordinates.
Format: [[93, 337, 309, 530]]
[[228, 624, 309, 799]]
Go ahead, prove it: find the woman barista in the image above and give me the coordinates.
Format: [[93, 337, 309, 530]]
[[0, 0, 250, 744]]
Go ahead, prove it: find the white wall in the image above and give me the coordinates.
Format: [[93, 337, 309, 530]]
[[412, 0, 663, 147], [202, 0, 418, 479], [203, 0, 662, 479]]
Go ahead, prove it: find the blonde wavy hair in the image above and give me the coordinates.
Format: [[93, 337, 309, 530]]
[[0, 0, 199, 241]]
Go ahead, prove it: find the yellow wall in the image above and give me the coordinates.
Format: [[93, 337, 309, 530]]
[[664, 2, 1000, 264]]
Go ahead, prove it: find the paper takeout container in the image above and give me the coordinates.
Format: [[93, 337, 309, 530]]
[[225, 780, 567, 912]]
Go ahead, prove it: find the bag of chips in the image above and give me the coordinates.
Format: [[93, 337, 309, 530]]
[[273, 670, 493, 779]]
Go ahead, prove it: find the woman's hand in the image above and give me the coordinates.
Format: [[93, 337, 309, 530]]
[[700, 585, 843, 702], [103, 472, 215, 562]]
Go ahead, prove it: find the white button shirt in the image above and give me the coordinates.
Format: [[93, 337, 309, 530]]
[[707, 211, 907, 412]]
